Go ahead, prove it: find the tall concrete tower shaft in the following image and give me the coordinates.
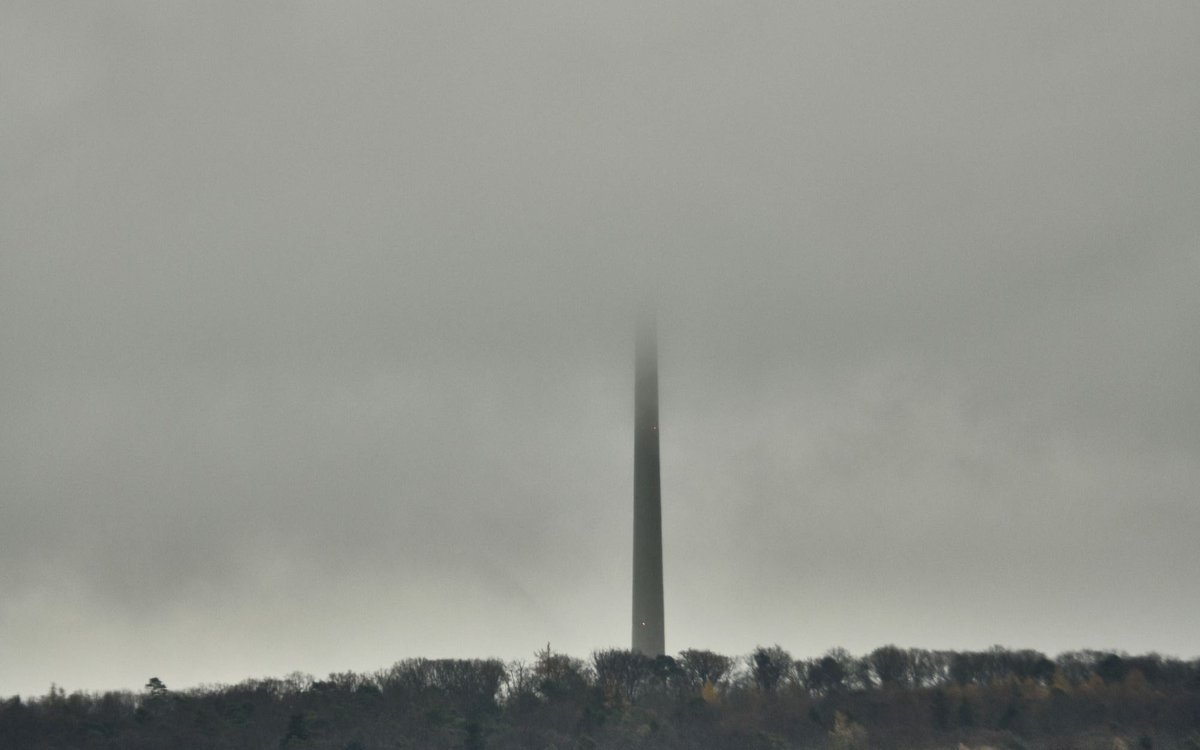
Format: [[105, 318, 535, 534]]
[[632, 314, 665, 656]]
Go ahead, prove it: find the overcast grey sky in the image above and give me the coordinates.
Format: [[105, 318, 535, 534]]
[[2, 2, 1198, 698]]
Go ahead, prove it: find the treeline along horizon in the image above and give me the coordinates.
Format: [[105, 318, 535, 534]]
[[3, 644, 1199, 749]]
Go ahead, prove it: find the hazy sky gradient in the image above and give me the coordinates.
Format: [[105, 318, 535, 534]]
[[2, 2, 1198, 697]]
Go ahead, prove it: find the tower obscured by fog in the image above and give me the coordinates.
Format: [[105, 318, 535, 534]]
[[632, 313, 665, 656]]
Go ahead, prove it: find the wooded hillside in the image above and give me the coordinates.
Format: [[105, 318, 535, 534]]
[[4, 645, 1198, 749]]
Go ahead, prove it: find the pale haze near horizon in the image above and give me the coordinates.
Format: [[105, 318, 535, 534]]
[[2, 2, 1198, 698]]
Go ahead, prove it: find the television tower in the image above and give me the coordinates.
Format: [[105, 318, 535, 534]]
[[632, 311, 665, 655]]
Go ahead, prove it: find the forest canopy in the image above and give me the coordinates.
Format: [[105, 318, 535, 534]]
[[3, 645, 1198, 749]]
